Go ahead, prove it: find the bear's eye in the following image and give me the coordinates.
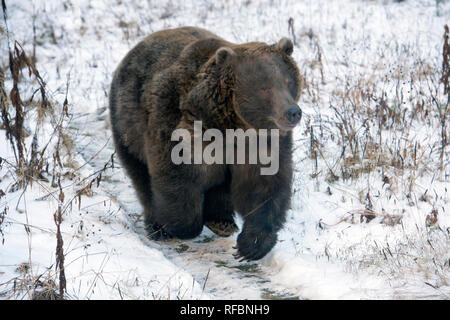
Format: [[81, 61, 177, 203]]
[[285, 78, 294, 88]]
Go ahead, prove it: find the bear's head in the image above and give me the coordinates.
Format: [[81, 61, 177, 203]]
[[209, 38, 304, 132]]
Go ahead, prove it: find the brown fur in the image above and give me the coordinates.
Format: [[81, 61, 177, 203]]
[[109, 27, 303, 260]]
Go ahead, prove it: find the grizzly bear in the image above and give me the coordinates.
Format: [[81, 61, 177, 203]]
[[109, 27, 303, 261]]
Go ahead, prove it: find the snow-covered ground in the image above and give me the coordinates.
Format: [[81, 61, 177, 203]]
[[0, 0, 449, 299]]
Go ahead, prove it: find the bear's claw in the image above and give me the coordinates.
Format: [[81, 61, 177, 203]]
[[235, 228, 278, 261]]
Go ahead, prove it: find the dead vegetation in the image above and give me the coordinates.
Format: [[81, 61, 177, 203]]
[[0, 1, 116, 299], [296, 19, 449, 213], [290, 19, 449, 296]]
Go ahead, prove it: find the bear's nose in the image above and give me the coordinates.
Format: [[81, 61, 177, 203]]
[[285, 105, 302, 124]]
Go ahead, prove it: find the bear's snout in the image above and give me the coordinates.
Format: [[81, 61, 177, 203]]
[[285, 105, 302, 125]]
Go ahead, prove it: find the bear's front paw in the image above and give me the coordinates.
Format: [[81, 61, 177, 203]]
[[234, 228, 277, 261]]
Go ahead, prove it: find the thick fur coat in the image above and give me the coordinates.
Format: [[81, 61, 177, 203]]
[[109, 27, 303, 260]]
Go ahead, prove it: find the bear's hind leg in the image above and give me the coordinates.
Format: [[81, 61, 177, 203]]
[[115, 141, 153, 224], [203, 183, 238, 237]]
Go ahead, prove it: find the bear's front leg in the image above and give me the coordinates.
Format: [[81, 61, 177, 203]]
[[148, 174, 204, 240], [231, 160, 292, 261]]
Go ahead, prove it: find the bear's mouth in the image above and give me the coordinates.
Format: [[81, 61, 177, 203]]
[[272, 118, 299, 131]]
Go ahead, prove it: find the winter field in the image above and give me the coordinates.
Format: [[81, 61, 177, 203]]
[[0, 0, 449, 300]]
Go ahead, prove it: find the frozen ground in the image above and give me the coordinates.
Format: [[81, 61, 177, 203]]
[[0, 0, 449, 299]]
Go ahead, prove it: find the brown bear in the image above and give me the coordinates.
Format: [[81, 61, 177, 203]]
[[108, 27, 303, 261]]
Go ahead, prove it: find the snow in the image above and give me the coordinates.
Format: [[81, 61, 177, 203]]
[[1, 0, 449, 299]]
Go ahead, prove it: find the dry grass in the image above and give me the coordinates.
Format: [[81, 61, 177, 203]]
[[295, 22, 449, 297], [299, 23, 449, 199], [0, 1, 117, 299]]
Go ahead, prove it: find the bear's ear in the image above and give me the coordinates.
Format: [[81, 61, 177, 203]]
[[275, 38, 294, 56], [215, 47, 236, 65]]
